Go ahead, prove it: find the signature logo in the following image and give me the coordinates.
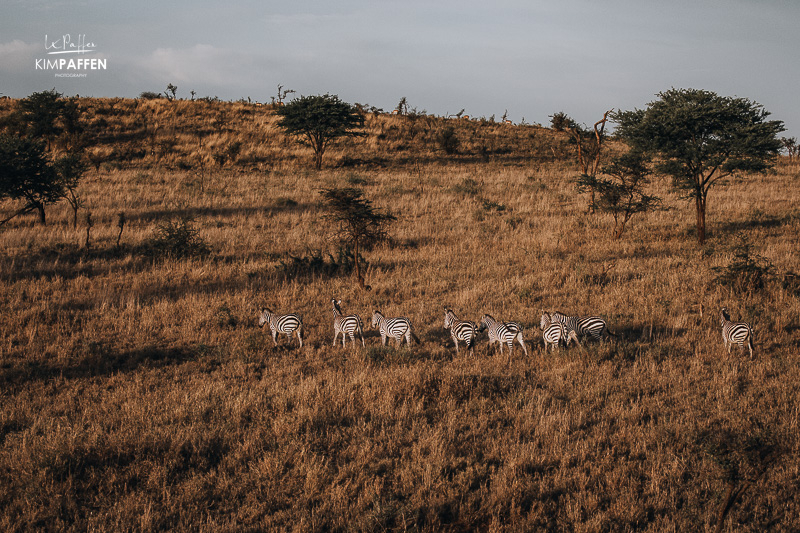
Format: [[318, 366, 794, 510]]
[[45, 34, 97, 55], [36, 34, 106, 77]]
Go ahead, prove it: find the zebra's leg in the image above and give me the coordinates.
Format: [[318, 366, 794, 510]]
[[381, 334, 387, 346], [451, 333, 459, 354], [518, 334, 528, 357], [296, 327, 303, 348], [271, 328, 279, 346]]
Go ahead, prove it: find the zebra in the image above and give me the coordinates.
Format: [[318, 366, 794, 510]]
[[720, 307, 754, 359], [549, 310, 616, 341], [540, 313, 581, 352], [331, 299, 365, 348], [371, 310, 420, 347], [478, 314, 528, 356], [258, 308, 304, 348], [443, 307, 478, 355]]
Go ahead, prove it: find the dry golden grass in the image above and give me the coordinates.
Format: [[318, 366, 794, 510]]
[[1, 98, 799, 531]]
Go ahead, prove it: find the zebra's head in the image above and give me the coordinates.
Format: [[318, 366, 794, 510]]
[[540, 313, 551, 330], [371, 310, 383, 329], [720, 307, 731, 324], [258, 307, 271, 328], [478, 314, 494, 332], [443, 308, 455, 329], [332, 299, 342, 315]]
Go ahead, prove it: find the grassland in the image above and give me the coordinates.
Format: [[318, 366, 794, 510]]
[[1, 98, 799, 532]]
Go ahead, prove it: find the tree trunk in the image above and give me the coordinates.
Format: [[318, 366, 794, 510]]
[[36, 203, 46, 225], [695, 194, 707, 244], [353, 239, 368, 290]]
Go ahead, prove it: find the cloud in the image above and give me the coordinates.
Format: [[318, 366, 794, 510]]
[[0, 39, 40, 70], [125, 44, 284, 92]]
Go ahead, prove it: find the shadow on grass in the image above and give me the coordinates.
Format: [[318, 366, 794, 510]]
[[717, 211, 796, 234], [0, 344, 197, 389]]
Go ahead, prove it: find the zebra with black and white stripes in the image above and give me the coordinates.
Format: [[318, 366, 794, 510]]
[[371, 310, 420, 348], [720, 307, 754, 359], [549, 310, 615, 342], [258, 308, 304, 348], [478, 314, 528, 356], [443, 307, 478, 355], [540, 313, 581, 352], [331, 299, 365, 348]]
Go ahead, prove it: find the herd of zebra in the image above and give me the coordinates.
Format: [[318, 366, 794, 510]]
[[257, 300, 756, 358]]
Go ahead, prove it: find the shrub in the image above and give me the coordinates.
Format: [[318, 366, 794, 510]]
[[436, 126, 460, 155], [713, 235, 775, 294], [143, 217, 211, 259], [549, 111, 577, 132]]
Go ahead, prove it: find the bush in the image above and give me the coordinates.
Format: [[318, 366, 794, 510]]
[[139, 91, 163, 100], [436, 126, 460, 155], [143, 217, 211, 259], [549, 111, 577, 132], [713, 235, 775, 294]]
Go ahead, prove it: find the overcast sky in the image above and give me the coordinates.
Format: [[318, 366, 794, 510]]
[[2, 0, 798, 138]]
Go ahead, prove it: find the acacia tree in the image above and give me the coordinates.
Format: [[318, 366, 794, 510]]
[[567, 110, 612, 212], [577, 150, 661, 239], [18, 89, 65, 149], [0, 134, 65, 225], [319, 187, 396, 290], [53, 152, 87, 228], [615, 89, 784, 244], [276, 94, 364, 170]]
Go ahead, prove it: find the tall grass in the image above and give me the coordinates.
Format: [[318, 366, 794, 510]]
[[0, 97, 799, 531]]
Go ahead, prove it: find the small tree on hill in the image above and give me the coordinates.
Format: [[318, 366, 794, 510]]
[[276, 94, 365, 170], [165, 83, 178, 101], [18, 89, 65, 149], [319, 187, 396, 290], [569, 110, 612, 213], [53, 152, 87, 228], [0, 134, 65, 225], [577, 150, 662, 239], [615, 88, 784, 244]]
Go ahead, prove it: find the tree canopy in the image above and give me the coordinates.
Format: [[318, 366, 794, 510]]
[[0, 134, 65, 225], [614, 88, 784, 243], [319, 187, 395, 290], [276, 94, 365, 170]]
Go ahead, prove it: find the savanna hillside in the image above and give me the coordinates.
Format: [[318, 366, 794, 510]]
[[1, 96, 799, 532]]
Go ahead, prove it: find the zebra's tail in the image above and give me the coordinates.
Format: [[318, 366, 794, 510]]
[[606, 327, 618, 337], [411, 331, 421, 344]]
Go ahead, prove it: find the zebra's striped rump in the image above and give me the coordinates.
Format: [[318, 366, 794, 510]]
[[444, 307, 477, 355], [540, 313, 581, 352], [479, 314, 528, 356], [372, 310, 420, 347], [720, 307, 754, 359], [258, 308, 304, 348], [332, 299, 365, 348]]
